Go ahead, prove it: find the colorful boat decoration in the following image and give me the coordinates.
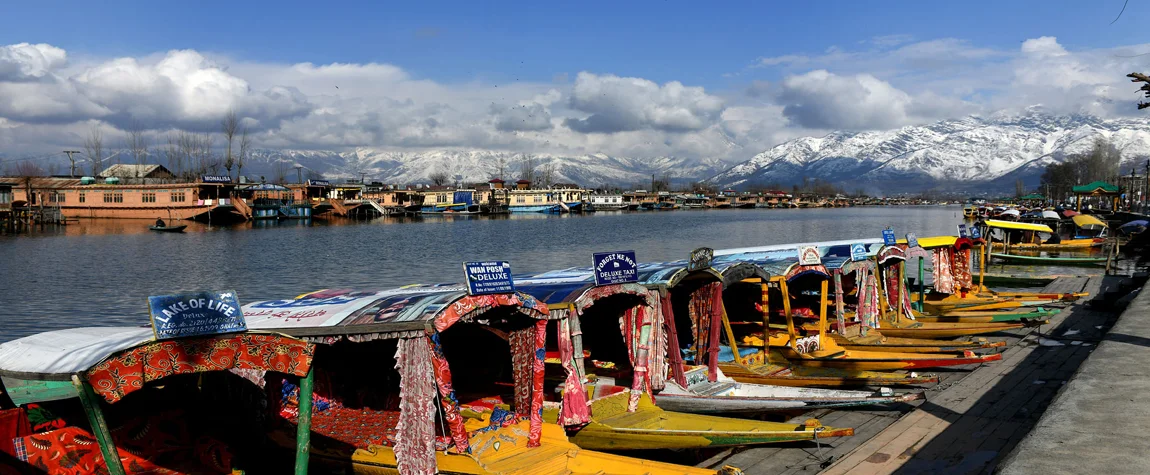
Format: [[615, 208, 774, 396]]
[[0, 327, 319, 474], [243, 286, 736, 474]]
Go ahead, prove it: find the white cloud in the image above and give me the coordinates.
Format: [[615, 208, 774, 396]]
[[777, 70, 915, 130], [564, 72, 725, 133], [0, 43, 66, 81]]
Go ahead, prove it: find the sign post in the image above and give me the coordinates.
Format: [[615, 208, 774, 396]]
[[148, 291, 246, 340], [687, 247, 714, 271], [958, 224, 969, 238], [593, 251, 638, 286], [850, 243, 868, 262], [905, 233, 920, 249], [882, 229, 897, 246], [464, 261, 514, 295], [797, 245, 822, 266]]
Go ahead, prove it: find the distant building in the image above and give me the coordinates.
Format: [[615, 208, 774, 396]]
[[99, 164, 176, 183]]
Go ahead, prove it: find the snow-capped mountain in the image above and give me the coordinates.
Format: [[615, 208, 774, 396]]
[[708, 111, 1150, 191], [244, 149, 729, 187]]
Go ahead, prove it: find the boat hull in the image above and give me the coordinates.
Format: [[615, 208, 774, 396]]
[[783, 348, 1002, 371], [990, 253, 1107, 266], [653, 380, 921, 414], [718, 362, 938, 388]]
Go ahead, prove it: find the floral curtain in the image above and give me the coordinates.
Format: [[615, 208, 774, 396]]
[[833, 270, 847, 334], [857, 265, 881, 332], [933, 248, 956, 294], [954, 247, 974, 292], [426, 334, 469, 453], [528, 319, 546, 447], [620, 305, 653, 412], [646, 289, 667, 391], [394, 337, 437, 475], [556, 310, 591, 427]]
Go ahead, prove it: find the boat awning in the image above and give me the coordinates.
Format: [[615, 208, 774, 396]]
[[243, 286, 551, 337], [0, 327, 154, 379], [514, 282, 654, 313], [1072, 181, 1119, 194], [985, 219, 1053, 233], [1072, 214, 1107, 229], [896, 235, 957, 249]]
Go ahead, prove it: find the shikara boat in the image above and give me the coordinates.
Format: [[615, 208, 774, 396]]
[[148, 224, 187, 232], [243, 286, 736, 474], [0, 327, 319, 474], [515, 275, 919, 417]]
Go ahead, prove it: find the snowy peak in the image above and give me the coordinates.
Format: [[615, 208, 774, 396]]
[[709, 113, 1150, 191]]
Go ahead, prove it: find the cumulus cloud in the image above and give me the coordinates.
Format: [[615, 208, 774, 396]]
[[0, 43, 66, 81], [492, 102, 553, 131], [776, 70, 915, 130], [564, 72, 725, 133]]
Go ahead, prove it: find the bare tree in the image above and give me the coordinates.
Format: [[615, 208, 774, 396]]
[[273, 161, 289, 184], [518, 154, 536, 184], [539, 160, 556, 188], [164, 134, 182, 179], [47, 162, 60, 176], [429, 171, 450, 186], [237, 126, 249, 180], [1014, 179, 1025, 198], [492, 155, 507, 180], [83, 125, 104, 176], [15, 161, 44, 204], [221, 109, 239, 178], [124, 122, 149, 179]]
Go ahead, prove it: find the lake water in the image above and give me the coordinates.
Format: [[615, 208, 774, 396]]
[[0, 206, 970, 342]]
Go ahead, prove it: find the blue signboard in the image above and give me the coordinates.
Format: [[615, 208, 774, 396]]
[[850, 243, 868, 261], [593, 251, 638, 286], [905, 233, 920, 248], [882, 229, 897, 246], [970, 225, 982, 239], [464, 261, 514, 295], [308, 179, 331, 187], [148, 291, 246, 340], [958, 224, 969, 238], [201, 175, 232, 184]]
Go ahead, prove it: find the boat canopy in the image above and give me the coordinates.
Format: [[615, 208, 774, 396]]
[[0, 327, 314, 397], [985, 219, 1053, 233], [896, 235, 957, 249], [1072, 214, 1108, 229], [243, 285, 553, 337]]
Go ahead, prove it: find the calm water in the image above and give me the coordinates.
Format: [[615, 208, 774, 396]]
[[0, 206, 967, 342]]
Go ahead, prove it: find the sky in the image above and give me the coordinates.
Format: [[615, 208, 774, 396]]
[[1, 0, 1149, 164]]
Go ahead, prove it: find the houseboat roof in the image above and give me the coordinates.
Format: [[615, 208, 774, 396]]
[[242, 285, 552, 338], [237, 183, 291, 191], [100, 164, 172, 178], [488, 178, 505, 183], [516, 179, 532, 184]]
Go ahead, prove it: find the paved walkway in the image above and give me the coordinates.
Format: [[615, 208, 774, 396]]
[[998, 280, 1150, 474], [689, 275, 1129, 475]]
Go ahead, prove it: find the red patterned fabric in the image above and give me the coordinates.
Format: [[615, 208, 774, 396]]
[[660, 292, 688, 388], [432, 293, 548, 333], [687, 284, 717, 369], [646, 289, 667, 391], [0, 408, 30, 460], [86, 334, 314, 404], [394, 337, 437, 475], [13, 413, 231, 475], [426, 334, 469, 453], [557, 314, 591, 427], [954, 248, 974, 292], [528, 319, 546, 447], [509, 326, 535, 418], [857, 266, 880, 332], [833, 270, 847, 334], [933, 248, 956, 294], [706, 283, 723, 382]]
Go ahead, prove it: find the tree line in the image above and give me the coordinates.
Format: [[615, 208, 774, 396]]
[[1038, 137, 1124, 202]]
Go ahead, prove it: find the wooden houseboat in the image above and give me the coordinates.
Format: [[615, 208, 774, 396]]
[[590, 193, 627, 210], [235, 183, 312, 219], [3, 175, 246, 223]]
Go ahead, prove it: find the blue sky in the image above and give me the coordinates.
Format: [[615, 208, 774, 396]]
[[0, 0, 1148, 159], [1, 0, 1144, 87]]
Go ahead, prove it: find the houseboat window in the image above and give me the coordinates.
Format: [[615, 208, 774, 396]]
[[78, 192, 85, 203], [142, 192, 157, 203], [103, 192, 123, 203], [516, 195, 525, 203], [171, 192, 186, 202], [47, 192, 64, 203]]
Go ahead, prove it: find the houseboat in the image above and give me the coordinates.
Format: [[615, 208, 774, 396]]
[[591, 193, 627, 210], [4, 172, 245, 223], [708, 191, 735, 209], [419, 188, 481, 214], [682, 194, 709, 208], [734, 193, 758, 209], [235, 183, 312, 219]]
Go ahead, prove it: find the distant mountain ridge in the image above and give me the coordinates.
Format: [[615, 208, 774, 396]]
[[707, 111, 1150, 192]]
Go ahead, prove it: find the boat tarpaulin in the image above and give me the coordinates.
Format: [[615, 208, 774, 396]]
[[1072, 214, 1107, 229], [0, 327, 153, 379]]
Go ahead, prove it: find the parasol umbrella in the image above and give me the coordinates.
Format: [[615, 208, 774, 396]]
[[1062, 210, 1080, 217], [1119, 220, 1148, 236], [1041, 210, 1060, 219]]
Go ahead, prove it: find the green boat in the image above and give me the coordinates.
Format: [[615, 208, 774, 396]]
[[990, 253, 1107, 266]]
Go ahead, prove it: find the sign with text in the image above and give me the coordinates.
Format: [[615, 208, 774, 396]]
[[308, 179, 331, 187], [970, 225, 982, 239], [882, 229, 897, 246], [149, 291, 246, 340], [464, 261, 514, 295], [593, 251, 638, 286], [905, 233, 920, 248], [850, 243, 868, 262], [687, 247, 714, 271], [958, 224, 969, 238], [201, 175, 232, 184], [797, 245, 822, 266]]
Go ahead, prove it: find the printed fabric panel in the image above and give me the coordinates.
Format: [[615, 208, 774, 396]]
[[933, 248, 956, 295], [86, 334, 314, 404], [954, 248, 974, 292], [393, 336, 438, 475], [557, 315, 591, 427]]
